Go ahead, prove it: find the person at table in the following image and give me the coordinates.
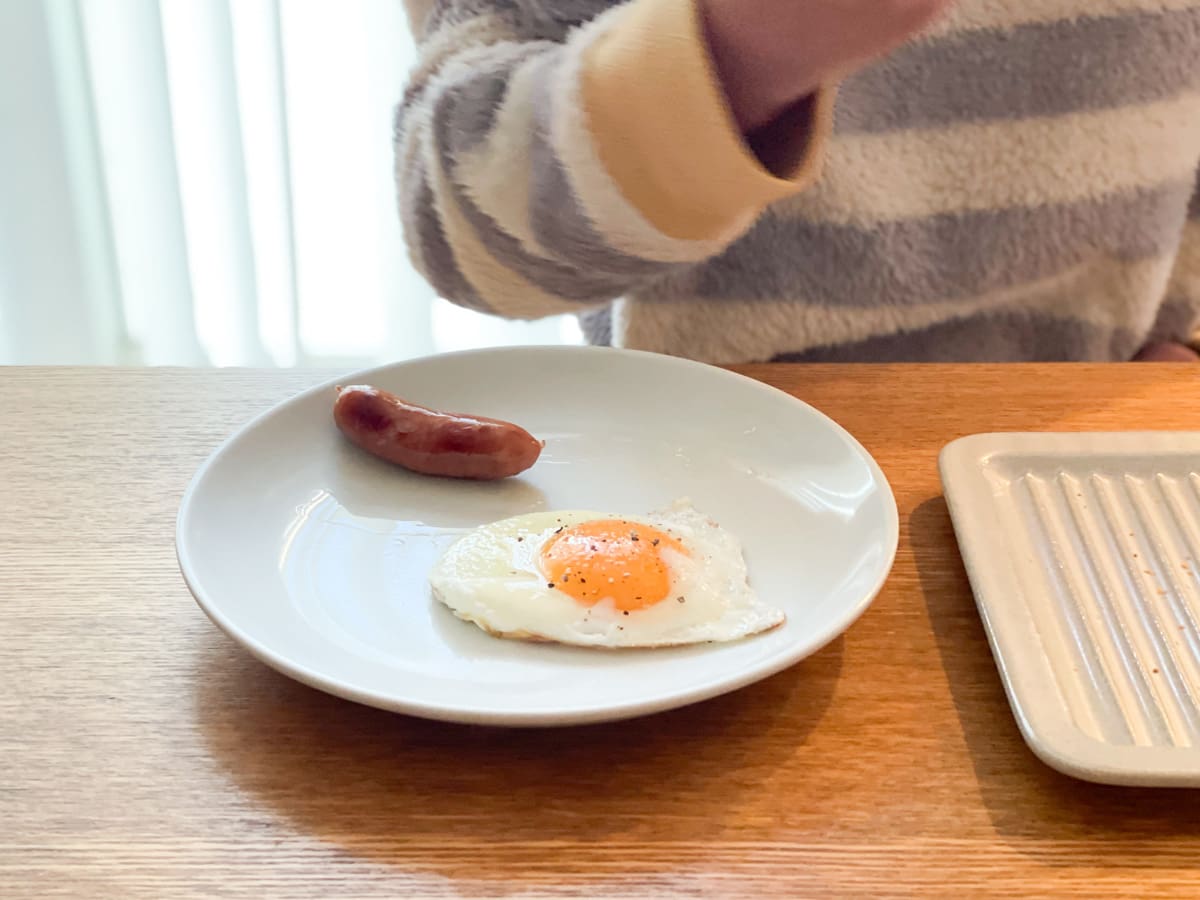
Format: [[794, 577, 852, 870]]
[[393, 0, 1200, 363]]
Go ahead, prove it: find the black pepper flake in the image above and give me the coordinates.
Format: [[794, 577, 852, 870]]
[[590, 545, 598, 552], [618, 626, 624, 631], [554, 526, 565, 534], [652, 539, 660, 546], [547, 582, 556, 589], [579, 577, 587, 584], [516, 536, 524, 542], [677, 596, 686, 604], [630, 532, 640, 542], [623, 611, 630, 616]]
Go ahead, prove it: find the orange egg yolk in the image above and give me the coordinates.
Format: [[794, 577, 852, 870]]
[[539, 519, 687, 611]]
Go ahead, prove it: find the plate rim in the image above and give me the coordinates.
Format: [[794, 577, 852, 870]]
[[176, 345, 900, 726]]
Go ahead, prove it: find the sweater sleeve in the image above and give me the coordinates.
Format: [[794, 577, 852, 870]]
[[395, 0, 836, 319]]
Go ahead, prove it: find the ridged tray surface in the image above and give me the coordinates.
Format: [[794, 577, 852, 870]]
[[940, 433, 1200, 786]]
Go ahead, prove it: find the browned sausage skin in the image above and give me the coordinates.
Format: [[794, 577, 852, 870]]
[[332, 385, 543, 480]]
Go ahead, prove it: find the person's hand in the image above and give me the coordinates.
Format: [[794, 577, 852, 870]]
[[701, 0, 956, 132], [1133, 341, 1200, 362]]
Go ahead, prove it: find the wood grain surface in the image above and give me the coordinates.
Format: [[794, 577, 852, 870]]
[[2, 364, 1200, 899]]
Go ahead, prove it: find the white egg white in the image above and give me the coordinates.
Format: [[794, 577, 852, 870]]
[[427, 501, 785, 648]]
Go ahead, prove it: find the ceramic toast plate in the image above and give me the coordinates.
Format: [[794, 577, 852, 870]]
[[941, 432, 1200, 785]]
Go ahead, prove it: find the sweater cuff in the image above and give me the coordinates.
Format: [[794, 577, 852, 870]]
[[580, 0, 835, 242]]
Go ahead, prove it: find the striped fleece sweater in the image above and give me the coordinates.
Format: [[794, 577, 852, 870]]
[[395, 0, 1200, 363]]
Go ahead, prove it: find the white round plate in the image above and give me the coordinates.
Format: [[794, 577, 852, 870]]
[[177, 346, 898, 726]]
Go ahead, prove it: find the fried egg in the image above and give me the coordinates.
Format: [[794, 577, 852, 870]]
[[428, 501, 784, 648]]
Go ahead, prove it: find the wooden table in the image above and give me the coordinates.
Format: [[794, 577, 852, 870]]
[[3, 365, 1200, 898]]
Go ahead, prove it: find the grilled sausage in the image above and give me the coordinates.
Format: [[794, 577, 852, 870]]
[[333, 384, 543, 480]]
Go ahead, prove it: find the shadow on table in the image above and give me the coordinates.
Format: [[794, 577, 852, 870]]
[[194, 630, 842, 884], [910, 497, 1200, 864]]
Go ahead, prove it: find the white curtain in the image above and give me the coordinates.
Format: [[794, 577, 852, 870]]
[[0, 0, 582, 366]]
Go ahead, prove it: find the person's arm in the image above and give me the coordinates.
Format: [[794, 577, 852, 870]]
[[395, 0, 949, 320]]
